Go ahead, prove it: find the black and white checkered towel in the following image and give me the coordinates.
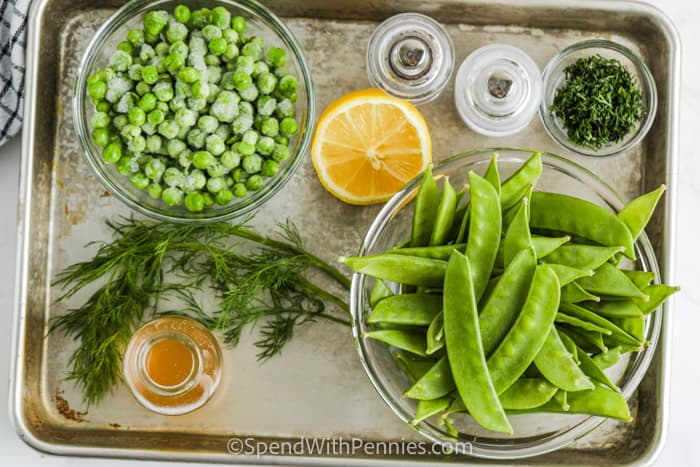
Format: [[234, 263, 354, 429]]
[[0, 0, 30, 146]]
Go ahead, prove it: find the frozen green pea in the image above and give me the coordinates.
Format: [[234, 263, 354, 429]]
[[202, 25, 222, 42], [163, 167, 184, 187], [140, 44, 155, 62], [275, 98, 294, 118], [141, 65, 159, 84], [188, 169, 207, 190], [280, 117, 298, 136], [155, 41, 170, 57], [242, 129, 258, 145], [187, 128, 206, 148], [110, 50, 132, 71], [207, 83, 221, 103], [205, 54, 221, 66], [166, 138, 186, 157], [235, 55, 254, 74], [127, 29, 145, 46], [91, 111, 110, 129], [144, 31, 159, 45], [113, 114, 128, 130], [193, 150, 215, 169], [128, 107, 146, 126], [139, 93, 157, 111], [238, 141, 255, 156], [198, 115, 219, 133], [158, 120, 180, 139], [272, 143, 290, 161], [232, 114, 253, 134], [206, 176, 226, 193], [257, 72, 277, 95], [275, 135, 288, 145], [175, 108, 197, 127], [144, 158, 166, 180], [130, 172, 149, 189], [273, 65, 288, 79], [178, 66, 200, 83], [152, 82, 174, 102], [146, 134, 162, 153], [166, 22, 188, 43], [141, 122, 157, 135], [88, 80, 107, 100], [252, 61, 269, 77], [169, 40, 189, 58], [266, 47, 286, 67], [215, 189, 233, 205], [256, 95, 276, 116], [221, 150, 241, 169], [232, 167, 247, 182], [232, 182, 247, 197], [93, 128, 111, 147], [223, 43, 239, 61], [242, 154, 262, 173], [117, 41, 134, 56], [261, 159, 279, 177], [174, 5, 191, 23], [190, 9, 209, 29], [102, 141, 122, 163], [162, 186, 184, 206], [120, 124, 141, 140], [207, 163, 228, 177], [220, 71, 235, 90], [163, 54, 185, 74], [208, 37, 227, 55], [239, 85, 258, 102], [185, 191, 205, 212], [174, 79, 190, 98], [214, 123, 231, 140], [187, 96, 208, 111], [239, 101, 254, 115], [178, 149, 193, 169], [261, 117, 279, 137], [233, 71, 252, 91], [278, 75, 298, 96], [256, 136, 274, 155], [207, 65, 222, 84], [202, 192, 214, 207], [210, 6, 231, 28], [147, 109, 165, 125], [222, 29, 238, 44], [231, 16, 246, 33], [116, 155, 134, 174], [246, 174, 264, 191], [95, 101, 111, 113], [143, 10, 168, 36], [127, 135, 146, 152], [206, 134, 226, 155]]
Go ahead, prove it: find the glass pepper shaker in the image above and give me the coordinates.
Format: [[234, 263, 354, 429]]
[[454, 44, 542, 136], [367, 13, 455, 105]]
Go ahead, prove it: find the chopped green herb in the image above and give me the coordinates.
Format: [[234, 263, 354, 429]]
[[550, 54, 645, 150]]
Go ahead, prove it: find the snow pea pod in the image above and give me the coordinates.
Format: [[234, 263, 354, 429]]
[[530, 191, 636, 259], [425, 312, 444, 355], [504, 198, 532, 267], [498, 377, 558, 410], [542, 244, 624, 271], [621, 269, 656, 289], [411, 396, 452, 425], [501, 151, 542, 210], [484, 152, 501, 196], [559, 326, 607, 353], [502, 184, 532, 232], [368, 294, 441, 326], [577, 263, 648, 299], [364, 330, 427, 357], [370, 280, 393, 307], [618, 185, 666, 241], [558, 330, 580, 365], [531, 234, 571, 258], [561, 282, 600, 304], [555, 312, 613, 335], [534, 325, 594, 391], [635, 284, 679, 314], [466, 172, 502, 300], [394, 352, 435, 382], [553, 390, 569, 410], [488, 265, 560, 395], [592, 346, 623, 370], [443, 251, 512, 434], [389, 243, 467, 261], [340, 254, 446, 288], [454, 204, 471, 245], [575, 344, 619, 391], [404, 355, 454, 400], [611, 317, 645, 343], [430, 178, 458, 246], [585, 300, 643, 318], [510, 384, 630, 421], [411, 167, 439, 247], [548, 263, 593, 286], [480, 248, 537, 357], [560, 302, 642, 347]]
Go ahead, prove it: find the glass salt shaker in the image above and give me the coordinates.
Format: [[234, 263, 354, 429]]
[[454, 44, 542, 136], [367, 13, 455, 105]]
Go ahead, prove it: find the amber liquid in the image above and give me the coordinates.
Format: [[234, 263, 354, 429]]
[[145, 338, 195, 387]]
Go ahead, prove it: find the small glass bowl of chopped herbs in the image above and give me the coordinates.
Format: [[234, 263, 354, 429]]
[[73, 0, 314, 222], [539, 39, 656, 158]]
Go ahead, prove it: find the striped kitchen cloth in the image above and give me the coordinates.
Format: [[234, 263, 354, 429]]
[[0, 0, 30, 146]]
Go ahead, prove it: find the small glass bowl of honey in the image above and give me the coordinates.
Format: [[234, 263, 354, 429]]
[[123, 316, 222, 415]]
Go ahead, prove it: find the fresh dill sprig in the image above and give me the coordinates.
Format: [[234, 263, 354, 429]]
[[51, 217, 350, 407]]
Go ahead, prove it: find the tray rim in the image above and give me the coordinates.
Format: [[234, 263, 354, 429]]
[[9, 0, 681, 465]]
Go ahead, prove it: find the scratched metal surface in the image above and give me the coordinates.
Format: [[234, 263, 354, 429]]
[[12, 0, 679, 465]]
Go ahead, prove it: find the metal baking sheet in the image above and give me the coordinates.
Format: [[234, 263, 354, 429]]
[[11, 0, 679, 464]]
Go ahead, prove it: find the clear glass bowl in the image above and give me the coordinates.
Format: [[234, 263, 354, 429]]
[[73, 0, 314, 223], [539, 40, 657, 158], [350, 148, 662, 459]]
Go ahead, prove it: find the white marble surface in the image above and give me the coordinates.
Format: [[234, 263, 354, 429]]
[[1, 0, 698, 465]]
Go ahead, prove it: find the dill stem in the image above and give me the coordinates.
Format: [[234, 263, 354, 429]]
[[227, 227, 351, 290], [318, 313, 351, 327], [298, 277, 350, 315]]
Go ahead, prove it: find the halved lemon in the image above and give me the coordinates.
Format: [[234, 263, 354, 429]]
[[311, 89, 432, 205]]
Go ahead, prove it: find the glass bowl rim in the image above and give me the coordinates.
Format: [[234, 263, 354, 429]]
[[72, 0, 315, 223], [538, 39, 657, 159], [350, 147, 662, 459]]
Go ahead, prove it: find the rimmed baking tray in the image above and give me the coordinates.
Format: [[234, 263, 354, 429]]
[[11, 0, 679, 464]]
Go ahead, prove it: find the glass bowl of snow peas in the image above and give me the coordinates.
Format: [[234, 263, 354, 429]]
[[73, 0, 313, 222], [347, 148, 673, 459]]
